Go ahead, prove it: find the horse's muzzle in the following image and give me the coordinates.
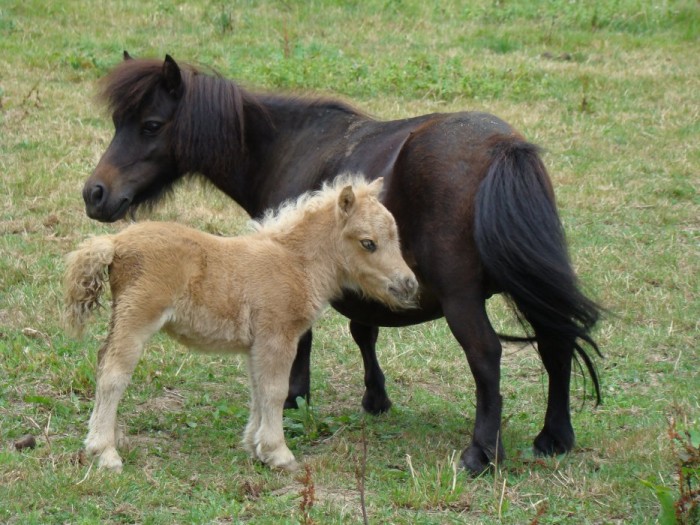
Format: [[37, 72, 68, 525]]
[[83, 181, 131, 222]]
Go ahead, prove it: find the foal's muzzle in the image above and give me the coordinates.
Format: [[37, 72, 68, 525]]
[[388, 275, 419, 307]]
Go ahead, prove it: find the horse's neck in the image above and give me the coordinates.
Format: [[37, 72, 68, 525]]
[[240, 96, 364, 217], [192, 88, 362, 217]]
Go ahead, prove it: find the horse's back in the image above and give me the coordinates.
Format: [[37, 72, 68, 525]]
[[381, 111, 521, 238]]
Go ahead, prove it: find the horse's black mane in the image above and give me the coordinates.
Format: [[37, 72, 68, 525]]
[[99, 58, 361, 126], [98, 58, 363, 178], [256, 93, 362, 117]]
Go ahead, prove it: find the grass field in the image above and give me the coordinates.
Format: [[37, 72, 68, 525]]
[[1, 1, 699, 523]]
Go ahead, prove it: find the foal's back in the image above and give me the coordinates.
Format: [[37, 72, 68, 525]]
[[109, 221, 308, 353]]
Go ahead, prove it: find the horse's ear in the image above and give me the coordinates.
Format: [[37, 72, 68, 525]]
[[368, 177, 384, 197], [338, 185, 356, 216], [123, 50, 133, 61], [162, 54, 183, 98]]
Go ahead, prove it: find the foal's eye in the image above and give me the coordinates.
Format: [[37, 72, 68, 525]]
[[360, 239, 377, 253], [141, 121, 163, 136]]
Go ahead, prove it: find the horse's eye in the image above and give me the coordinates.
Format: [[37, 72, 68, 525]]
[[141, 121, 163, 136], [360, 239, 377, 253]]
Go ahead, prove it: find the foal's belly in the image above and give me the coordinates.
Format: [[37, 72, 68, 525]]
[[164, 326, 250, 354], [163, 306, 253, 354]]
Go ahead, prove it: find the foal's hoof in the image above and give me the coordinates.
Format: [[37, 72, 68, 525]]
[[257, 444, 297, 472], [94, 448, 124, 472], [533, 428, 575, 457], [361, 390, 392, 415], [115, 426, 130, 449], [274, 458, 299, 472]]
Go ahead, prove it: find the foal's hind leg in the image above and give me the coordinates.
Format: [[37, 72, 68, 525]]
[[532, 330, 576, 456], [349, 321, 392, 414], [84, 307, 167, 471], [85, 334, 146, 471]]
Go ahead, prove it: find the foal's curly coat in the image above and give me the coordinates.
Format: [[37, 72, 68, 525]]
[[64, 177, 417, 471]]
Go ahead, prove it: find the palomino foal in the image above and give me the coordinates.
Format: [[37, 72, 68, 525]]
[[64, 177, 417, 471]]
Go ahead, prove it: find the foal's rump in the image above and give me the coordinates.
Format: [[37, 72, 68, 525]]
[[63, 222, 202, 337], [63, 234, 116, 337]]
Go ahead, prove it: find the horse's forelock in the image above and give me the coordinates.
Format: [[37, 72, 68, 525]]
[[98, 59, 166, 117]]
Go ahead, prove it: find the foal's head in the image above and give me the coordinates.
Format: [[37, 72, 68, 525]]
[[334, 178, 418, 309]]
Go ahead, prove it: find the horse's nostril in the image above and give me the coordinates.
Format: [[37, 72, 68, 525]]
[[90, 184, 105, 205]]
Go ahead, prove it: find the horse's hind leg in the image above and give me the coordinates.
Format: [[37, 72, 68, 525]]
[[442, 294, 505, 474], [349, 321, 392, 414], [285, 330, 312, 409], [532, 330, 575, 456]]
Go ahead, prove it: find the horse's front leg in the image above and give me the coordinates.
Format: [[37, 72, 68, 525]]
[[442, 294, 505, 475], [349, 321, 392, 414], [249, 338, 297, 471], [284, 330, 312, 409]]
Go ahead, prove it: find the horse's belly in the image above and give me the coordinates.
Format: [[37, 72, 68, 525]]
[[331, 289, 442, 328]]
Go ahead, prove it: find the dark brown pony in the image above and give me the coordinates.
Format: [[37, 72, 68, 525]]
[[83, 53, 601, 474]]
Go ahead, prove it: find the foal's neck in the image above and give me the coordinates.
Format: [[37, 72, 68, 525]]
[[264, 207, 346, 303]]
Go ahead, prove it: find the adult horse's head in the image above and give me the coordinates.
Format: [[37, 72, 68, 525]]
[[84, 53, 249, 222]]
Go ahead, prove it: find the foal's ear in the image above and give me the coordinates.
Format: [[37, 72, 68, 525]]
[[338, 185, 356, 216], [123, 50, 133, 61], [162, 54, 183, 97], [368, 177, 384, 197]]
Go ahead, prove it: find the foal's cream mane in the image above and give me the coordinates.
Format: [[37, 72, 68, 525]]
[[251, 173, 373, 235]]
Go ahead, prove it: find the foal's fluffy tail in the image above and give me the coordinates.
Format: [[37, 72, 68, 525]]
[[474, 136, 602, 402], [63, 235, 115, 338]]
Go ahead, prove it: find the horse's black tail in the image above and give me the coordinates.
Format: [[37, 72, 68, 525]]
[[474, 136, 602, 403]]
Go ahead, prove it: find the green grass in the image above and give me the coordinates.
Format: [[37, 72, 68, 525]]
[[1, 0, 699, 523]]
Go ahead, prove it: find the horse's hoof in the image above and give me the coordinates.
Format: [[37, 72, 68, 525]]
[[459, 445, 491, 475], [284, 397, 299, 410], [284, 394, 310, 410], [362, 391, 392, 415], [533, 428, 574, 456]]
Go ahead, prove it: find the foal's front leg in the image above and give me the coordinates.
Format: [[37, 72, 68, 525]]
[[248, 338, 297, 471]]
